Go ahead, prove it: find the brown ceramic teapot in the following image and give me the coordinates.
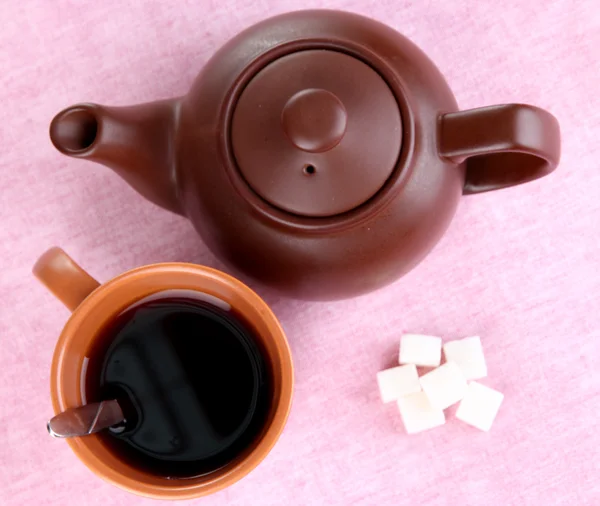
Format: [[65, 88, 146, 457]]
[[50, 10, 560, 300]]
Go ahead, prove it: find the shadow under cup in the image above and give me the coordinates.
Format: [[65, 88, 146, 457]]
[[48, 262, 293, 499]]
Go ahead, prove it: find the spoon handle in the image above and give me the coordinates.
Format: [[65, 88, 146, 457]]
[[47, 400, 124, 438]]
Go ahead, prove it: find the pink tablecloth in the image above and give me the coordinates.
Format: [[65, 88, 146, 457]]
[[1, 1, 599, 505]]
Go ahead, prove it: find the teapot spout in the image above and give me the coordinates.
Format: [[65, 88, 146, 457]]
[[49, 99, 183, 215]]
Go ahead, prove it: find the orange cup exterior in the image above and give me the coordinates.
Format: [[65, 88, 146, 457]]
[[34, 248, 294, 499]]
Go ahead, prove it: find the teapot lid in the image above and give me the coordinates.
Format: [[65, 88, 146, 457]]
[[231, 50, 402, 217]]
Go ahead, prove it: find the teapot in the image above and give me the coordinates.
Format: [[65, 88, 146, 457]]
[[49, 10, 560, 300]]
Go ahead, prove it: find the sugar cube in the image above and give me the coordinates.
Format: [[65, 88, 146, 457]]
[[376, 364, 421, 403], [399, 334, 442, 367], [397, 391, 446, 434], [419, 361, 467, 410], [443, 336, 487, 380], [456, 381, 504, 431]]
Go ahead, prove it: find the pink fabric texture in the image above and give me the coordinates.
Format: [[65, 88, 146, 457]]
[[1, 1, 599, 504]]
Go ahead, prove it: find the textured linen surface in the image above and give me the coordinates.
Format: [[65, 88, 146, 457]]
[[1, 1, 599, 505]]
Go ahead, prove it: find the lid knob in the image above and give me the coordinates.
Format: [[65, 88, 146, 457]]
[[281, 89, 347, 153]]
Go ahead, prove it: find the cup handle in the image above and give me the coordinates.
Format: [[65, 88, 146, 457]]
[[439, 104, 560, 194], [33, 247, 100, 311]]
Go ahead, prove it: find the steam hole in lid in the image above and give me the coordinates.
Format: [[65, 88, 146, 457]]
[[303, 164, 316, 175], [51, 108, 98, 152]]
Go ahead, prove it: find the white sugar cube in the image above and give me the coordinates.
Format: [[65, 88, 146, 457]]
[[397, 391, 446, 434], [399, 334, 442, 367], [443, 336, 487, 380], [376, 364, 421, 403], [456, 381, 504, 431], [419, 361, 467, 410]]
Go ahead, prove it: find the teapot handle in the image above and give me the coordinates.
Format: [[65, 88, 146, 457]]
[[439, 104, 560, 194]]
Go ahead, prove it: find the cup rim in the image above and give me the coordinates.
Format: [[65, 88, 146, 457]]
[[50, 262, 293, 499]]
